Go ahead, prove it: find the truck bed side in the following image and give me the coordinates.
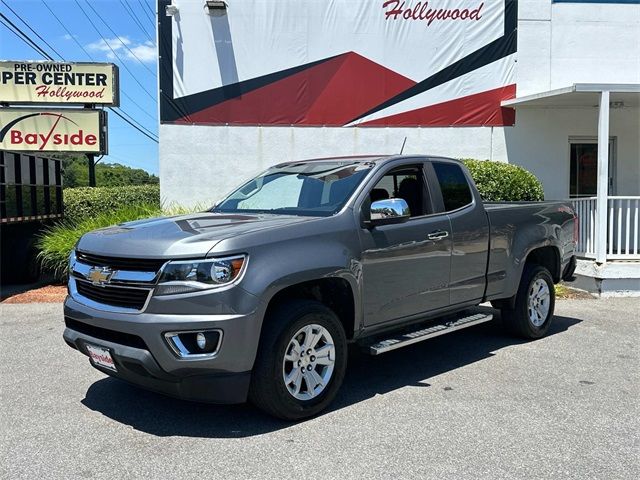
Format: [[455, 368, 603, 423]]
[[484, 201, 577, 300]]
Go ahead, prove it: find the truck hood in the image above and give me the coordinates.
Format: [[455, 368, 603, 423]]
[[76, 212, 317, 259]]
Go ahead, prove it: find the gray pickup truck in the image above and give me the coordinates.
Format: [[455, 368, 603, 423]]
[[64, 155, 577, 419]]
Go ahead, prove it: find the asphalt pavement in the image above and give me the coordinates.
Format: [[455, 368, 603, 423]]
[[1, 298, 638, 479]]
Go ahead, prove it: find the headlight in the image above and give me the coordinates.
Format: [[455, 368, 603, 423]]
[[69, 249, 77, 271], [154, 255, 246, 296]]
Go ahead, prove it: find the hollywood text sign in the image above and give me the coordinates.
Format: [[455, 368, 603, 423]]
[[0, 61, 119, 106]]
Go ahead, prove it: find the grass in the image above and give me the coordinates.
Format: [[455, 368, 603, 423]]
[[555, 283, 593, 300], [555, 284, 570, 298], [36, 202, 207, 280]]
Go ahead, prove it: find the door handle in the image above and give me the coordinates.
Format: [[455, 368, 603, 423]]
[[427, 230, 449, 240]]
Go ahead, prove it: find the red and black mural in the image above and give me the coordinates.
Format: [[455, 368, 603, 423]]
[[158, 0, 517, 127]]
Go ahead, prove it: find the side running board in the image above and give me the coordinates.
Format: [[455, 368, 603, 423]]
[[368, 312, 493, 355]]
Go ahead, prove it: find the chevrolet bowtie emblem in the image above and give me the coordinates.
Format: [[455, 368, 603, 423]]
[[87, 266, 115, 286]]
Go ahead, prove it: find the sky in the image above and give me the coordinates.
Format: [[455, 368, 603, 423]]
[[0, 0, 159, 174]]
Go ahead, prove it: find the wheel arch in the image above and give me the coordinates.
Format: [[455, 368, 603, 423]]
[[262, 277, 357, 342], [525, 245, 561, 283], [491, 244, 561, 310]]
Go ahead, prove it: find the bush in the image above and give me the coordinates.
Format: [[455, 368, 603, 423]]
[[461, 159, 544, 201], [63, 184, 160, 224], [37, 204, 163, 280]]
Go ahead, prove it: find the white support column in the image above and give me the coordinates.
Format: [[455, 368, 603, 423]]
[[595, 90, 610, 264]]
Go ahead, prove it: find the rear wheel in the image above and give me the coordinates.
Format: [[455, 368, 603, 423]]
[[249, 300, 347, 420], [501, 265, 555, 339]]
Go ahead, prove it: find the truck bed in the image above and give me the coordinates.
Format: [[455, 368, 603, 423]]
[[483, 199, 577, 300]]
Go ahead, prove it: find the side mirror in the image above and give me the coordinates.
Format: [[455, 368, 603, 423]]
[[368, 198, 410, 226]]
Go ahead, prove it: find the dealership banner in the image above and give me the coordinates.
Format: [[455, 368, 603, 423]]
[[0, 62, 119, 106], [0, 108, 107, 154], [158, 0, 517, 127]]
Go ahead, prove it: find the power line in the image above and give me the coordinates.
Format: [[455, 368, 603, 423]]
[[3, 2, 158, 143], [4, 7, 158, 144], [0, 12, 50, 58], [109, 108, 158, 143], [120, 94, 157, 122], [119, 0, 154, 42], [0, 16, 47, 58], [142, 0, 156, 19], [137, 0, 155, 27], [37, 0, 156, 123], [1, 0, 65, 60], [72, 0, 157, 102], [83, 0, 156, 77], [40, 0, 96, 61]]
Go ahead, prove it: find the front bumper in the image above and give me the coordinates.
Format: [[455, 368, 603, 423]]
[[63, 295, 263, 404]]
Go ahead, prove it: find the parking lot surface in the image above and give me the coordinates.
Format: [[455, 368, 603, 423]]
[[1, 298, 638, 479]]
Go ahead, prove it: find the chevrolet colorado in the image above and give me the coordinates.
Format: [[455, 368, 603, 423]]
[[63, 155, 577, 420]]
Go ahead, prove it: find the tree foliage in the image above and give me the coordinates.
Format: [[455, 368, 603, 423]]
[[55, 154, 159, 188]]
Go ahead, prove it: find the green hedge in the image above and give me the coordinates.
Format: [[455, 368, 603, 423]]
[[37, 204, 163, 280], [462, 159, 544, 201], [63, 184, 160, 224]]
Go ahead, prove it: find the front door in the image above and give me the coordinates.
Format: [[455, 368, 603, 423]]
[[358, 163, 452, 327], [569, 139, 616, 198]]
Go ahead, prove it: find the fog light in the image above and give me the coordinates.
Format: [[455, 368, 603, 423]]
[[164, 330, 222, 358], [196, 332, 206, 350]]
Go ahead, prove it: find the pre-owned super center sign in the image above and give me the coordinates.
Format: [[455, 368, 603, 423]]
[[0, 61, 119, 106], [0, 108, 107, 153]]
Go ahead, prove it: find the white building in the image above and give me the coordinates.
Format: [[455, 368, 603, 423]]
[[157, 0, 640, 294]]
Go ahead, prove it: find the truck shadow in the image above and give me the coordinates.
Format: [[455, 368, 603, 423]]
[[81, 312, 581, 438]]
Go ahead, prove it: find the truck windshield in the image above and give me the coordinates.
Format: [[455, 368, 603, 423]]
[[213, 161, 373, 216]]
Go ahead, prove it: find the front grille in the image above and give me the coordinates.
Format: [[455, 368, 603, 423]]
[[76, 280, 150, 310], [76, 251, 166, 272], [65, 317, 148, 350]]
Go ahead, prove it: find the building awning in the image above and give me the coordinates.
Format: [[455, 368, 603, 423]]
[[501, 83, 640, 109], [502, 83, 640, 264]]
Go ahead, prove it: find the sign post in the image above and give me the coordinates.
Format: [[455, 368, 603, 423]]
[[87, 154, 96, 187]]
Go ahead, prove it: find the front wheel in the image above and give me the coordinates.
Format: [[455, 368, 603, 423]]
[[249, 300, 347, 420], [501, 265, 555, 339]]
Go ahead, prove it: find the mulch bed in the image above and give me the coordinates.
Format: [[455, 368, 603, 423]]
[[0, 283, 594, 304], [1, 285, 67, 304]]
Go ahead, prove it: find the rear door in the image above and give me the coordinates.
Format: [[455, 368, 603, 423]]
[[427, 160, 490, 305], [358, 161, 452, 327]]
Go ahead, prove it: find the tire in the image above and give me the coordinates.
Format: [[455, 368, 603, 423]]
[[501, 264, 555, 339], [249, 300, 348, 420]]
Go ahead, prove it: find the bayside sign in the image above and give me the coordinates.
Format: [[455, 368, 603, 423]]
[[0, 108, 107, 154], [0, 61, 119, 106]]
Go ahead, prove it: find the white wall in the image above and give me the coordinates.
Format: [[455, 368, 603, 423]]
[[517, 0, 640, 95], [159, 124, 507, 207], [502, 106, 640, 199], [159, 0, 640, 207]]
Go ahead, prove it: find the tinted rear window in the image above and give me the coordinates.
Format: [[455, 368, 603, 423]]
[[433, 162, 472, 211]]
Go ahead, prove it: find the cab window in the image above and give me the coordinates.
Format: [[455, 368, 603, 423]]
[[368, 164, 430, 217], [432, 162, 472, 212]]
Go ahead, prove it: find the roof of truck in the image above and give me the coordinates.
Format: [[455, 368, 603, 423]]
[[275, 154, 461, 167]]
